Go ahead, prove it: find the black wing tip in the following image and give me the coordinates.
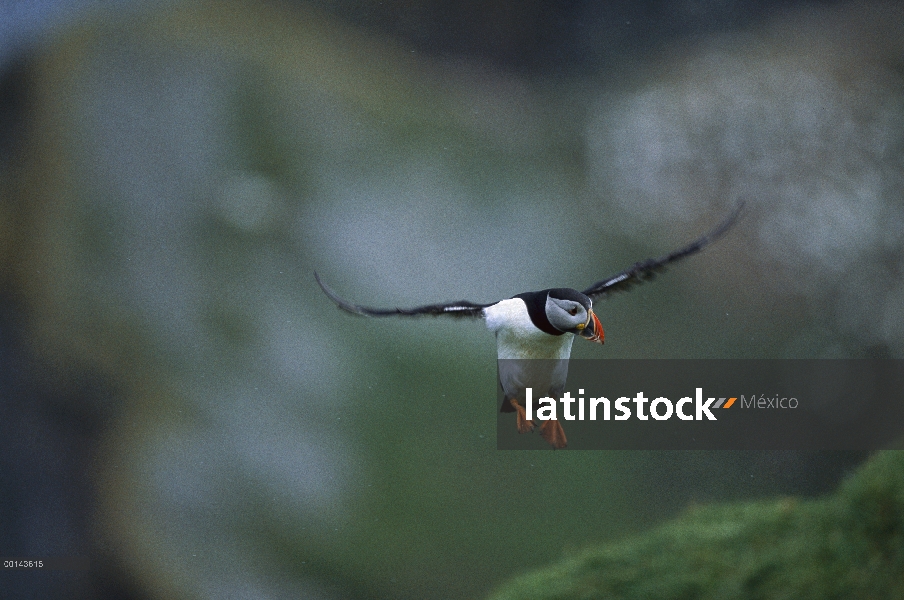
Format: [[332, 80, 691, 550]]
[[708, 199, 746, 242], [313, 270, 372, 317], [314, 271, 490, 318], [582, 201, 745, 298]]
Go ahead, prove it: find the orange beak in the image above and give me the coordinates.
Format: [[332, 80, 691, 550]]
[[579, 310, 604, 344]]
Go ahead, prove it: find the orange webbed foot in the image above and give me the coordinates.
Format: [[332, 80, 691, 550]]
[[540, 419, 567, 449], [509, 398, 535, 433]]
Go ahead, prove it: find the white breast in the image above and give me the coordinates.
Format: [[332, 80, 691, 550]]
[[484, 298, 575, 360]]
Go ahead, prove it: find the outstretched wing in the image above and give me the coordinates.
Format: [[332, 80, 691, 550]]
[[314, 272, 493, 318], [582, 202, 744, 300]]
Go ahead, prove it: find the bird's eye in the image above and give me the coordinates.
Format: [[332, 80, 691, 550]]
[[568, 307, 578, 316]]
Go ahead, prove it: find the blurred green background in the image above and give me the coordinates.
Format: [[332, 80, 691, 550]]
[[1, 0, 902, 598]]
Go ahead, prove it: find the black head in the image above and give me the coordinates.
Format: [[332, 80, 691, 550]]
[[513, 288, 603, 344], [546, 288, 592, 311]]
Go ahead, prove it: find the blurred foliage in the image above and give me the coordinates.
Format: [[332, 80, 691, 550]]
[[488, 450, 904, 600]]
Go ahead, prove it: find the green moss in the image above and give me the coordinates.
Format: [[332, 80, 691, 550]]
[[489, 451, 904, 600]]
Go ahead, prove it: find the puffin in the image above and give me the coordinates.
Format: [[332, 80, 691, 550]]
[[315, 204, 742, 449]]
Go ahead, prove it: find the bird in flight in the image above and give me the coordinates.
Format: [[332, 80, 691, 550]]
[[315, 203, 743, 449]]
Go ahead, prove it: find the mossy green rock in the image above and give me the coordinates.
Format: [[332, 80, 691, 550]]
[[489, 451, 904, 600]]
